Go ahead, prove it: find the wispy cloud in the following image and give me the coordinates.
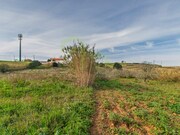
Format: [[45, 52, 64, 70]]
[[0, 0, 180, 65], [130, 46, 137, 50], [145, 41, 154, 49], [177, 39, 180, 46]]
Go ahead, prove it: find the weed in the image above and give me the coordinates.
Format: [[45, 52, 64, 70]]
[[114, 127, 127, 135], [122, 116, 135, 126], [94, 79, 122, 90], [167, 102, 180, 114], [147, 101, 160, 107], [119, 102, 125, 109], [103, 100, 111, 109], [109, 112, 121, 125], [133, 108, 149, 119]]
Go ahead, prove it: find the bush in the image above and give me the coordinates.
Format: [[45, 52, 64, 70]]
[[62, 41, 100, 87], [99, 63, 105, 67], [24, 59, 32, 62], [113, 62, 122, 70], [52, 62, 58, 67], [0, 64, 9, 73], [28, 61, 42, 69]]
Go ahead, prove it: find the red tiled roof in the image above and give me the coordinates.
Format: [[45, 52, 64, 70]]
[[50, 58, 64, 61]]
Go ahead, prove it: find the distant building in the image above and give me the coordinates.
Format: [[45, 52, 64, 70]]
[[48, 58, 64, 63]]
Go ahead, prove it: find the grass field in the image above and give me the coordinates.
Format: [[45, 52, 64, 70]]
[[91, 78, 180, 134], [104, 63, 180, 82], [0, 61, 29, 71], [0, 64, 179, 135], [0, 69, 94, 134]]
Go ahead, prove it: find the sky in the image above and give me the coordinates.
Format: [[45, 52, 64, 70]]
[[0, 0, 180, 66]]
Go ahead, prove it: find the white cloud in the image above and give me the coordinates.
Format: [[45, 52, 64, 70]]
[[130, 46, 137, 50], [177, 39, 180, 46], [145, 41, 154, 48], [109, 47, 115, 53], [105, 51, 180, 66], [0, 0, 180, 66]]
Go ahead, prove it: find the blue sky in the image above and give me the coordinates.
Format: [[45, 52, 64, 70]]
[[0, 0, 180, 66]]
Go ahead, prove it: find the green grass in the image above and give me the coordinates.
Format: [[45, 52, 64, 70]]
[[103, 100, 111, 109], [0, 71, 94, 135], [109, 112, 121, 124], [0, 67, 179, 134], [95, 78, 180, 134], [0, 61, 29, 71]]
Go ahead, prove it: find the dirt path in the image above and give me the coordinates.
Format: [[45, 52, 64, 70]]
[[90, 90, 124, 135], [90, 90, 152, 135]]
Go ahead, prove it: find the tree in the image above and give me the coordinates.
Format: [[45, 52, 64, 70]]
[[113, 62, 122, 70], [62, 41, 100, 87], [28, 61, 42, 69], [47, 59, 51, 62]]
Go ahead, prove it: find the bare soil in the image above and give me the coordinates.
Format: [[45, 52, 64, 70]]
[[90, 90, 153, 135]]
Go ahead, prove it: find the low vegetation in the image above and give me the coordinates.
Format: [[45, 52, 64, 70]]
[[0, 64, 9, 73], [0, 61, 29, 71], [113, 62, 122, 70], [91, 78, 180, 135], [0, 58, 179, 134], [0, 69, 94, 134]]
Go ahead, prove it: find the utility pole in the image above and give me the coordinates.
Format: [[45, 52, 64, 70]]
[[18, 34, 23, 61]]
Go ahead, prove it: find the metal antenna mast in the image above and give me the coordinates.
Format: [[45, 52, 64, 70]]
[[18, 34, 23, 61]]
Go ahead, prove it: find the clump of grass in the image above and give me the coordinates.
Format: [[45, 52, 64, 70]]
[[167, 103, 180, 114], [147, 101, 160, 107], [103, 100, 111, 109], [122, 116, 135, 126], [133, 108, 149, 119], [109, 112, 121, 125], [119, 102, 125, 109], [113, 127, 127, 135]]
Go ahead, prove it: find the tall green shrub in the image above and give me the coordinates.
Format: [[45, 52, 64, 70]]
[[28, 61, 42, 69], [62, 41, 100, 87]]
